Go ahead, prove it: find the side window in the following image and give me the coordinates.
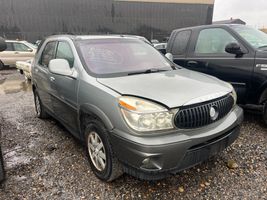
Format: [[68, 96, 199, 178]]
[[172, 30, 191, 55], [13, 43, 31, 52], [6, 43, 13, 51], [195, 28, 238, 54], [55, 42, 74, 67], [39, 42, 57, 67]]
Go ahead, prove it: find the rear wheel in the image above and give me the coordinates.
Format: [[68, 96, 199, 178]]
[[33, 91, 49, 119], [0, 61, 4, 70], [0, 146, 5, 183], [84, 119, 123, 182]]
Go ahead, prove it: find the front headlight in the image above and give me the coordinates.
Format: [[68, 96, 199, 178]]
[[118, 96, 175, 132], [226, 82, 237, 105], [231, 89, 237, 105]]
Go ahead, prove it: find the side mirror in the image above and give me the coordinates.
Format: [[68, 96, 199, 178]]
[[27, 48, 33, 52], [165, 53, 173, 62], [48, 59, 76, 78], [0, 37, 7, 52], [225, 42, 244, 56]]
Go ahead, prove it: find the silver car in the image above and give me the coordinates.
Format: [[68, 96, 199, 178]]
[[31, 35, 243, 182]]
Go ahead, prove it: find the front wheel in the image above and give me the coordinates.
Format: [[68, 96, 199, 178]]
[[85, 119, 123, 182]]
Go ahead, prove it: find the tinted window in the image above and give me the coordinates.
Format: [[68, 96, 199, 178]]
[[195, 28, 237, 54], [172, 30, 191, 55], [78, 39, 172, 76], [13, 43, 31, 52], [6, 43, 13, 51], [39, 42, 57, 67], [56, 42, 74, 67]]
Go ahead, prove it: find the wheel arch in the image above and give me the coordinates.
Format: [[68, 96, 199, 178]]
[[259, 83, 267, 104], [79, 104, 114, 139]]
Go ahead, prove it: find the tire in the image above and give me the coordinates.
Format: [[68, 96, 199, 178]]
[[84, 119, 123, 182], [263, 102, 267, 125], [33, 91, 49, 119], [0, 60, 4, 70], [0, 146, 5, 183]]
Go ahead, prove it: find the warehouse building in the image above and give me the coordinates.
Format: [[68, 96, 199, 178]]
[[0, 0, 214, 42]]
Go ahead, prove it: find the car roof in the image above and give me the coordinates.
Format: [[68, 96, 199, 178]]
[[5, 40, 28, 43], [172, 24, 245, 32], [45, 34, 147, 41]]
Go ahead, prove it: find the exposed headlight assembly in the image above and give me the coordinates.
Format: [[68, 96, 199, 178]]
[[226, 82, 237, 105], [118, 96, 176, 132]]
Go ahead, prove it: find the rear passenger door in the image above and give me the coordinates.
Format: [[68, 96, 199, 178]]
[[186, 28, 254, 103], [34, 41, 57, 112], [168, 30, 194, 69], [50, 41, 79, 134]]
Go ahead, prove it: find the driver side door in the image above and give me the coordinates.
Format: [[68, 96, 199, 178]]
[[186, 27, 254, 104]]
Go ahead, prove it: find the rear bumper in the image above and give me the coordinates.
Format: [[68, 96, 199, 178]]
[[110, 106, 243, 180]]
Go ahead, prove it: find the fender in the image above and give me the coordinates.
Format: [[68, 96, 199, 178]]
[[79, 103, 114, 134]]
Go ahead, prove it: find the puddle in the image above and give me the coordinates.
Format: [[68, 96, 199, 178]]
[[4, 147, 34, 170], [0, 76, 31, 94]]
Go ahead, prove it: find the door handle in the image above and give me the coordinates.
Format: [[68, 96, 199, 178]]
[[14, 52, 19, 54], [187, 61, 198, 67], [50, 77, 55, 82]]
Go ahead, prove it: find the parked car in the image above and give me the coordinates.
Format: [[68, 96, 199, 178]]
[[151, 39, 159, 44], [0, 37, 6, 183], [16, 59, 33, 80], [167, 24, 267, 124], [154, 43, 167, 54], [32, 35, 243, 181], [0, 40, 37, 69]]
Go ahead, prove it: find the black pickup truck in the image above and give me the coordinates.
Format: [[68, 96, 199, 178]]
[[167, 24, 267, 124]]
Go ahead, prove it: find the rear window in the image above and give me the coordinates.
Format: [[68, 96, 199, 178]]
[[77, 39, 172, 77]]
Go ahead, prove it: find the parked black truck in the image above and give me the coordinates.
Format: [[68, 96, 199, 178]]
[[167, 24, 267, 124]]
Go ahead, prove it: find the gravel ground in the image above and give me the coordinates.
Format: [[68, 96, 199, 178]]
[[0, 70, 266, 200]]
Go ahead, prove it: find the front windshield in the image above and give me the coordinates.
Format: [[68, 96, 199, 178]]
[[232, 26, 267, 49], [77, 38, 172, 76]]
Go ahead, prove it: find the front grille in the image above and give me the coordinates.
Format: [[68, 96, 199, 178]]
[[174, 94, 234, 129]]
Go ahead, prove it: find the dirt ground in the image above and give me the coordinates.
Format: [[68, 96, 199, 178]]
[[0, 70, 266, 200]]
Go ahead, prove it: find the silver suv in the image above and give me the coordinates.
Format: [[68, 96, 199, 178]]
[[32, 35, 243, 181]]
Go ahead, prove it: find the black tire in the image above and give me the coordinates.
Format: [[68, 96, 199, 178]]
[[84, 119, 123, 182], [33, 91, 49, 119], [0, 146, 5, 183], [0, 60, 4, 70], [263, 102, 267, 125]]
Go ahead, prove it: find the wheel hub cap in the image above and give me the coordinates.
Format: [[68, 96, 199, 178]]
[[87, 131, 106, 171]]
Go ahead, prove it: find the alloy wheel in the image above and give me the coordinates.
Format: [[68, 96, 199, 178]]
[[87, 131, 106, 171]]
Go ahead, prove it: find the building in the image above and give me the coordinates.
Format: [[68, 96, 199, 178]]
[[0, 0, 215, 42]]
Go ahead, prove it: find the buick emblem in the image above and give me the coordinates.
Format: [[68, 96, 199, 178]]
[[210, 106, 218, 120]]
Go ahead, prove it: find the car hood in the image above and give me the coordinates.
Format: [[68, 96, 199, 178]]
[[97, 69, 232, 108]]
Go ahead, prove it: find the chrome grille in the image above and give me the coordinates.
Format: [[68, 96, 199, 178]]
[[174, 94, 234, 129]]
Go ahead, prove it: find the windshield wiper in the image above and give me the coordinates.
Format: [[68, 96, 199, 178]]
[[128, 68, 170, 76]]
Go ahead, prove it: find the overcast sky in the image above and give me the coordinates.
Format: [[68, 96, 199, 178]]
[[213, 0, 267, 28]]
